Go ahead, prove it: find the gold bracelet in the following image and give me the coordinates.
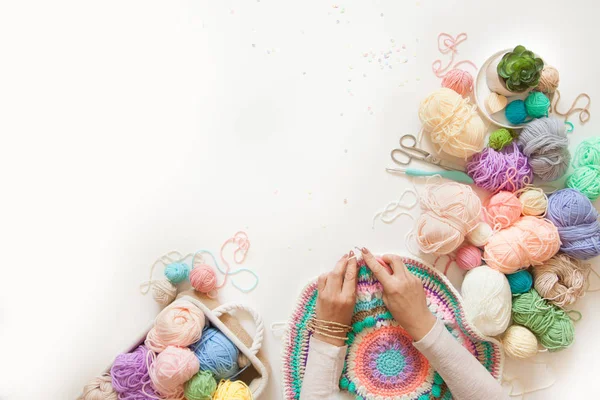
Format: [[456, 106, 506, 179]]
[[312, 318, 352, 330], [310, 330, 348, 341], [308, 320, 349, 333]]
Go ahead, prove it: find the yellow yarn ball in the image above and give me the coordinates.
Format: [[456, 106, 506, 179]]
[[502, 325, 538, 359], [518, 188, 548, 216], [213, 379, 253, 400], [418, 88, 485, 159]]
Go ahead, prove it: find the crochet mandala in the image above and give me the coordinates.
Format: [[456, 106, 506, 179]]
[[282, 256, 503, 400]]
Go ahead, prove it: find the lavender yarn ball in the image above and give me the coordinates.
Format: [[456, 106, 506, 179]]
[[466, 142, 533, 192], [517, 117, 571, 182], [111, 345, 157, 400], [546, 188, 600, 260]]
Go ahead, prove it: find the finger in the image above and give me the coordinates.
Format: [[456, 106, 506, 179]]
[[317, 274, 327, 292], [328, 254, 348, 290], [342, 251, 358, 297], [362, 248, 391, 284], [382, 254, 409, 279]]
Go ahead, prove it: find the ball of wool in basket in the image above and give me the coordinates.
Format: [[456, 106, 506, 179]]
[[184, 371, 218, 400], [110, 345, 157, 399], [536, 66, 559, 93], [441, 69, 474, 97], [190, 327, 240, 380], [418, 88, 485, 159], [518, 188, 548, 216], [190, 264, 218, 294], [546, 188, 600, 260], [524, 92, 550, 118], [532, 253, 587, 308], [149, 346, 199, 399], [461, 266, 512, 336], [488, 128, 515, 151], [466, 222, 493, 247], [483, 216, 560, 273], [466, 143, 533, 193], [486, 191, 523, 229], [416, 182, 482, 255], [505, 100, 528, 124], [456, 245, 482, 271], [81, 374, 118, 400], [145, 300, 205, 353], [164, 262, 190, 284], [566, 165, 600, 201], [213, 380, 252, 400], [151, 279, 178, 306], [512, 289, 574, 351], [517, 117, 570, 182], [505, 269, 533, 294], [502, 325, 538, 359]]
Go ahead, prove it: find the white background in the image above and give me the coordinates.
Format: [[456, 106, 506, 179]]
[[0, 1, 599, 399]]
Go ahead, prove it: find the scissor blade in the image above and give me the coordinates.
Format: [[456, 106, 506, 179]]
[[437, 159, 466, 172]]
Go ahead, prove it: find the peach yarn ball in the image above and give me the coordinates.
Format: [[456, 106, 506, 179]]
[[145, 300, 205, 353], [442, 69, 474, 97], [190, 264, 218, 293], [149, 346, 200, 399], [486, 191, 523, 229]]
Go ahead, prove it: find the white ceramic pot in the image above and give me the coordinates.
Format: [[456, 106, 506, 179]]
[[485, 52, 533, 97]]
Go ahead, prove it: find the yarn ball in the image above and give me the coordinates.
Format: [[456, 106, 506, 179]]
[[572, 137, 600, 168], [512, 289, 574, 351], [190, 327, 240, 380], [536, 66, 560, 93], [145, 300, 205, 353], [519, 188, 548, 216], [532, 253, 587, 308], [212, 380, 252, 400], [418, 88, 485, 159], [456, 245, 482, 271], [524, 91, 550, 118], [441, 68, 474, 97], [506, 269, 533, 294], [546, 188, 600, 259], [505, 100, 528, 124], [416, 182, 482, 255], [184, 371, 218, 400], [466, 143, 533, 192], [484, 216, 560, 273], [149, 346, 200, 399], [488, 128, 515, 151], [164, 262, 190, 284], [110, 345, 157, 399], [566, 165, 600, 201], [81, 374, 118, 400], [486, 191, 523, 229], [502, 325, 538, 359], [151, 279, 177, 306], [517, 117, 570, 182], [466, 222, 493, 247], [461, 266, 512, 336], [190, 264, 218, 294]]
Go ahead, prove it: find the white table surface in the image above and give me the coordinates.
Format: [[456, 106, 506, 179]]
[[1, 1, 598, 399]]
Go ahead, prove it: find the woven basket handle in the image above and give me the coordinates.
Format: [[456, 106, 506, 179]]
[[211, 302, 264, 365]]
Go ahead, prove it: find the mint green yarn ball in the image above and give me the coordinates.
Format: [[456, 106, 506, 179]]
[[573, 137, 600, 168], [184, 371, 217, 400], [525, 91, 550, 118], [566, 165, 600, 201], [506, 270, 533, 294]]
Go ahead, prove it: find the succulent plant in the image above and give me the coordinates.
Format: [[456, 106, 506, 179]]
[[497, 45, 544, 93]]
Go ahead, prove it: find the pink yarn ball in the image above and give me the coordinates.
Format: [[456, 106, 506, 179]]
[[149, 346, 199, 399], [145, 300, 205, 353], [442, 69, 474, 97], [456, 245, 482, 270], [486, 191, 523, 229], [189, 264, 218, 293]]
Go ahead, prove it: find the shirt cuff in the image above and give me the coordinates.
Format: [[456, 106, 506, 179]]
[[413, 318, 444, 351], [309, 336, 348, 359]]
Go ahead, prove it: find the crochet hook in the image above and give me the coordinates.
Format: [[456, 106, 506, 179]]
[[386, 167, 474, 185]]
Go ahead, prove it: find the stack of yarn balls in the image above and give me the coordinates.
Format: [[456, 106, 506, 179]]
[[505, 91, 551, 125], [566, 137, 600, 201]]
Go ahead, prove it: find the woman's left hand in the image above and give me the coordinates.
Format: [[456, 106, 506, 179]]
[[314, 251, 358, 346]]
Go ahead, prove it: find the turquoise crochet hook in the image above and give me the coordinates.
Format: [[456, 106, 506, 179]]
[[386, 167, 474, 185]]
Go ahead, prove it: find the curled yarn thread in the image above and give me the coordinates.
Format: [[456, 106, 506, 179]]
[[466, 143, 533, 193], [506, 269, 533, 294], [483, 216, 560, 273], [536, 66, 559, 93], [552, 90, 591, 124], [461, 266, 512, 336], [485, 191, 522, 229], [502, 325, 538, 360], [81, 374, 118, 400], [416, 182, 482, 255], [488, 128, 515, 151], [418, 88, 485, 159], [145, 300, 205, 353], [546, 188, 600, 260], [512, 289, 575, 351], [466, 221, 493, 247], [148, 346, 199, 399], [455, 245, 482, 271], [532, 254, 587, 308], [190, 327, 240, 380], [517, 117, 570, 182], [518, 188, 548, 217], [524, 92, 550, 118], [213, 380, 253, 400], [110, 345, 156, 400], [566, 137, 600, 201], [184, 371, 218, 400], [505, 100, 528, 124], [219, 232, 260, 292]]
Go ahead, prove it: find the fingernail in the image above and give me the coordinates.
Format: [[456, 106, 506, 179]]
[[349, 250, 354, 257], [362, 247, 368, 254]]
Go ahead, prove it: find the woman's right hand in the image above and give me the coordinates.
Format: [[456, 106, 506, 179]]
[[361, 248, 436, 341]]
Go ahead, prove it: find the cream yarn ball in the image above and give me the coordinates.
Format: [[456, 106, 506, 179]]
[[466, 222, 493, 247], [80, 374, 118, 400], [151, 279, 178, 306], [502, 325, 539, 359], [519, 188, 548, 216], [461, 265, 512, 336]]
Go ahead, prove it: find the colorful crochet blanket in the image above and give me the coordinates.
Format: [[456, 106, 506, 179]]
[[282, 256, 503, 400]]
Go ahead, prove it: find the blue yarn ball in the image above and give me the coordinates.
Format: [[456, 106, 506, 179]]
[[190, 327, 239, 380], [164, 262, 190, 284], [505, 100, 528, 124], [506, 270, 533, 294]]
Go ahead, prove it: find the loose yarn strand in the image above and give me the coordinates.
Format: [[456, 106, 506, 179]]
[[372, 189, 418, 227], [431, 32, 476, 77], [219, 231, 259, 292], [552, 90, 591, 124]]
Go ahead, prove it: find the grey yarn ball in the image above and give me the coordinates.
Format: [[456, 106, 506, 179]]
[[517, 117, 571, 182]]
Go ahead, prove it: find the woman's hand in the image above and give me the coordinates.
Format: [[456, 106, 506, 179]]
[[315, 251, 358, 347], [361, 248, 436, 341]]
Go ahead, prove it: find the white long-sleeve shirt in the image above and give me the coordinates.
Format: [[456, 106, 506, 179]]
[[299, 319, 507, 400]]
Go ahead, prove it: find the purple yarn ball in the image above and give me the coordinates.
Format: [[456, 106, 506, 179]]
[[466, 142, 533, 192], [111, 345, 157, 400], [546, 188, 600, 260]]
